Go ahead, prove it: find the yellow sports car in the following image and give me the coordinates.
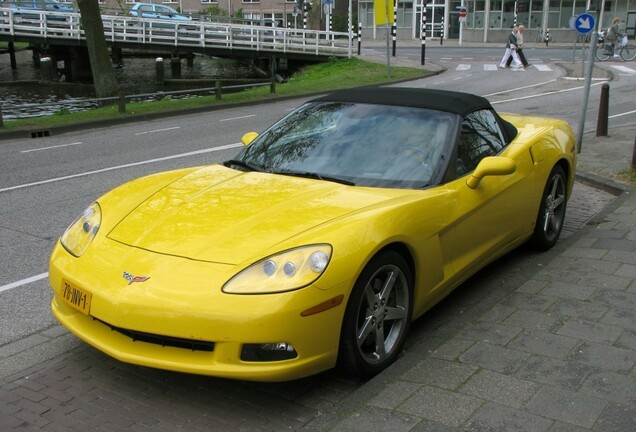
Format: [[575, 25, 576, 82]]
[[49, 88, 576, 382]]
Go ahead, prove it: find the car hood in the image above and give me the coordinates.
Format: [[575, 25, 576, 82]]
[[107, 165, 405, 264]]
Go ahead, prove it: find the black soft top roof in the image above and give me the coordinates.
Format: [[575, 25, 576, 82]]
[[311, 87, 518, 142], [311, 87, 493, 117]]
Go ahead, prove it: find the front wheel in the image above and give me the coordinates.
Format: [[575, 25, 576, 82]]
[[594, 44, 611, 61], [620, 44, 636, 61], [530, 165, 567, 251], [338, 250, 413, 379]]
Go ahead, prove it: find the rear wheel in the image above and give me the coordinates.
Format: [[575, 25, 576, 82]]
[[620, 44, 636, 61], [338, 251, 413, 378], [530, 165, 567, 251], [594, 44, 611, 61]]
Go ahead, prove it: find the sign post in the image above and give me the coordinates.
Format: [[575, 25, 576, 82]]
[[458, 4, 467, 46], [572, 11, 597, 153]]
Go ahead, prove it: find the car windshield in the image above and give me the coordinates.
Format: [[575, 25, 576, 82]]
[[234, 102, 458, 189]]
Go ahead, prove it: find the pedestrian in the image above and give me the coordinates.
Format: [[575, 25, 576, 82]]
[[506, 24, 530, 68], [499, 27, 523, 70], [604, 17, 622, 58]]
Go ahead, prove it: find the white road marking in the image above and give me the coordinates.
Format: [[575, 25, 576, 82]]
[[489, 81, 607, 104], [134, 126, 180, 136], [457, 64, 471, 71], [21, 142, 84, 153], [219, 114, 256, 122], [609, 109, 636, 119], [484, 64, 498, 71], [611, 65, 636, 74], [533, 64, 553, 71], [0, 143, 244, 193], [482, 79, 558, 97], [0, 273, 48, 294]]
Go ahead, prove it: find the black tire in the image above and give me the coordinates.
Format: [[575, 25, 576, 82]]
[[620, 44, 636, 61], [594, 44, 611, 61], [338, 250, 413, 378], [530, 165, 567, 251]]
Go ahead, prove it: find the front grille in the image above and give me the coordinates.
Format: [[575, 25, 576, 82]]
[[94, 317, 215, 352]]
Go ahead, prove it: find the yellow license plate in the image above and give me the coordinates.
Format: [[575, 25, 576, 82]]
[[61, 280, 92, 315]]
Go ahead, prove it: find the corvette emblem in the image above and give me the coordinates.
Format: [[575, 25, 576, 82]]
[[123, 272, 150, 285]]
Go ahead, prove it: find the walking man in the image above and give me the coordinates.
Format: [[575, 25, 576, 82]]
[[499, 27, 523, 70]]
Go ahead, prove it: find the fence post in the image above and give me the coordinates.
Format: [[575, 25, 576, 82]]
[[596, 83, 609, 137], [117, 91, 126, 114], [215, 80, 222, 101], [270, 78, 276, 94], [0, 104, 3, 128]]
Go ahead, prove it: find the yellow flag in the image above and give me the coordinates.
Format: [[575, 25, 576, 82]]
[[374, 0, 393, 26]]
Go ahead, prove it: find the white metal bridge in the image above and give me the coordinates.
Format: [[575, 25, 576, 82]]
[[0, 7, 353, 61]]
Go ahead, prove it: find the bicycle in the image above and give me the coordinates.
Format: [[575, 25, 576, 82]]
[[594, 34, 636, 61]]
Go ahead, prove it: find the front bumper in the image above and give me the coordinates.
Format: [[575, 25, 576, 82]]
[[49, 239, 348, 382]]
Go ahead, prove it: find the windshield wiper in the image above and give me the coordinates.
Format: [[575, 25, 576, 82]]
[[272, 170, 355, 186], [223, 159, 264, 172]]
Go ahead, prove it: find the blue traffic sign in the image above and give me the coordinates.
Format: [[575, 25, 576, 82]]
[[574, 13, 595, 34]]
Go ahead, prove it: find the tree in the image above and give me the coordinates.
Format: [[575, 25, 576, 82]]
[[76, 0, 118, 98]]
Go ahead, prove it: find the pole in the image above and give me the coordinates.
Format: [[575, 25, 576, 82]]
[[421, 6, 426, 65], [576, 9, 600, 153], [392, 1, 397, 57], [459, 1, 464, 46], [348, 0, 353, 57]]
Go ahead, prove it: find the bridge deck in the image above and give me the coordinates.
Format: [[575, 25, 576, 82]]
[[0, 8, 352, 61]]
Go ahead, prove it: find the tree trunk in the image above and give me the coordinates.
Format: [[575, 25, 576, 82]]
[[77, 0, 118, 98]]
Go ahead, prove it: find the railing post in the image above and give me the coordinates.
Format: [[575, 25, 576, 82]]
[[270, 77, 276, 94], [0, 104, 4, 128], [596, 83, 609, 137]]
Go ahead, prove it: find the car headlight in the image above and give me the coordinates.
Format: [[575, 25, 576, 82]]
[[223, 244, 332, 294], [60, 203, 101, 257]]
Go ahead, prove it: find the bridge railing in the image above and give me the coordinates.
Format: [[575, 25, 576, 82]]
[[0, 8, 352, 57]]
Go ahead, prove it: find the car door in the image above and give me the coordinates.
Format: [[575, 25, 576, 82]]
[[441, 109, 536, 280]]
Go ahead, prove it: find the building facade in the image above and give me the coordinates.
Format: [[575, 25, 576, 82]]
[[90, 0, 634, 42]]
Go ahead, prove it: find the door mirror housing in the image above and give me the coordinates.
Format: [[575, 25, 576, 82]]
[[466, 157, 516, 189]]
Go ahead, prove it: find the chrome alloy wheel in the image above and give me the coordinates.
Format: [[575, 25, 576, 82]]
[[355, 263, 410, 365], [541, 171, 566, 244]]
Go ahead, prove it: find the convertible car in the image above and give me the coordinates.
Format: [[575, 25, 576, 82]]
[[49, 88, 576, 382]]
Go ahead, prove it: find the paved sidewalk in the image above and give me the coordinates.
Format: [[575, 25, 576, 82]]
[[302, 123, 636, 431]]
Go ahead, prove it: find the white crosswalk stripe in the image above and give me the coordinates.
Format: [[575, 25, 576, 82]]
[[611, 65, 636, 75]]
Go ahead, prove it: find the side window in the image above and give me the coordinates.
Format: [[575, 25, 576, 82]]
[[456, 109, 506, 177]]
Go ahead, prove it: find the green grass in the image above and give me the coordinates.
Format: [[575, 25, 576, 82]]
[[0, 57, 429, 133], [618, 168, 636, 186]]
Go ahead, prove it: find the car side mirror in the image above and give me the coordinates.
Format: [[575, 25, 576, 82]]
[[241, 132, 259, 146], [466, 157, 516, 189]]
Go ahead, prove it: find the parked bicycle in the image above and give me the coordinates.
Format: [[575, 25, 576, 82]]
[[594, 32, 636, 61]]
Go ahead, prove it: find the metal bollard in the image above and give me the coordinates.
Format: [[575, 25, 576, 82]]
[[596, 83, 609, 137]]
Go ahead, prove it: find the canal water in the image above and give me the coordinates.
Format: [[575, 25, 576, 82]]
[[0, 48, 256, 119]]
